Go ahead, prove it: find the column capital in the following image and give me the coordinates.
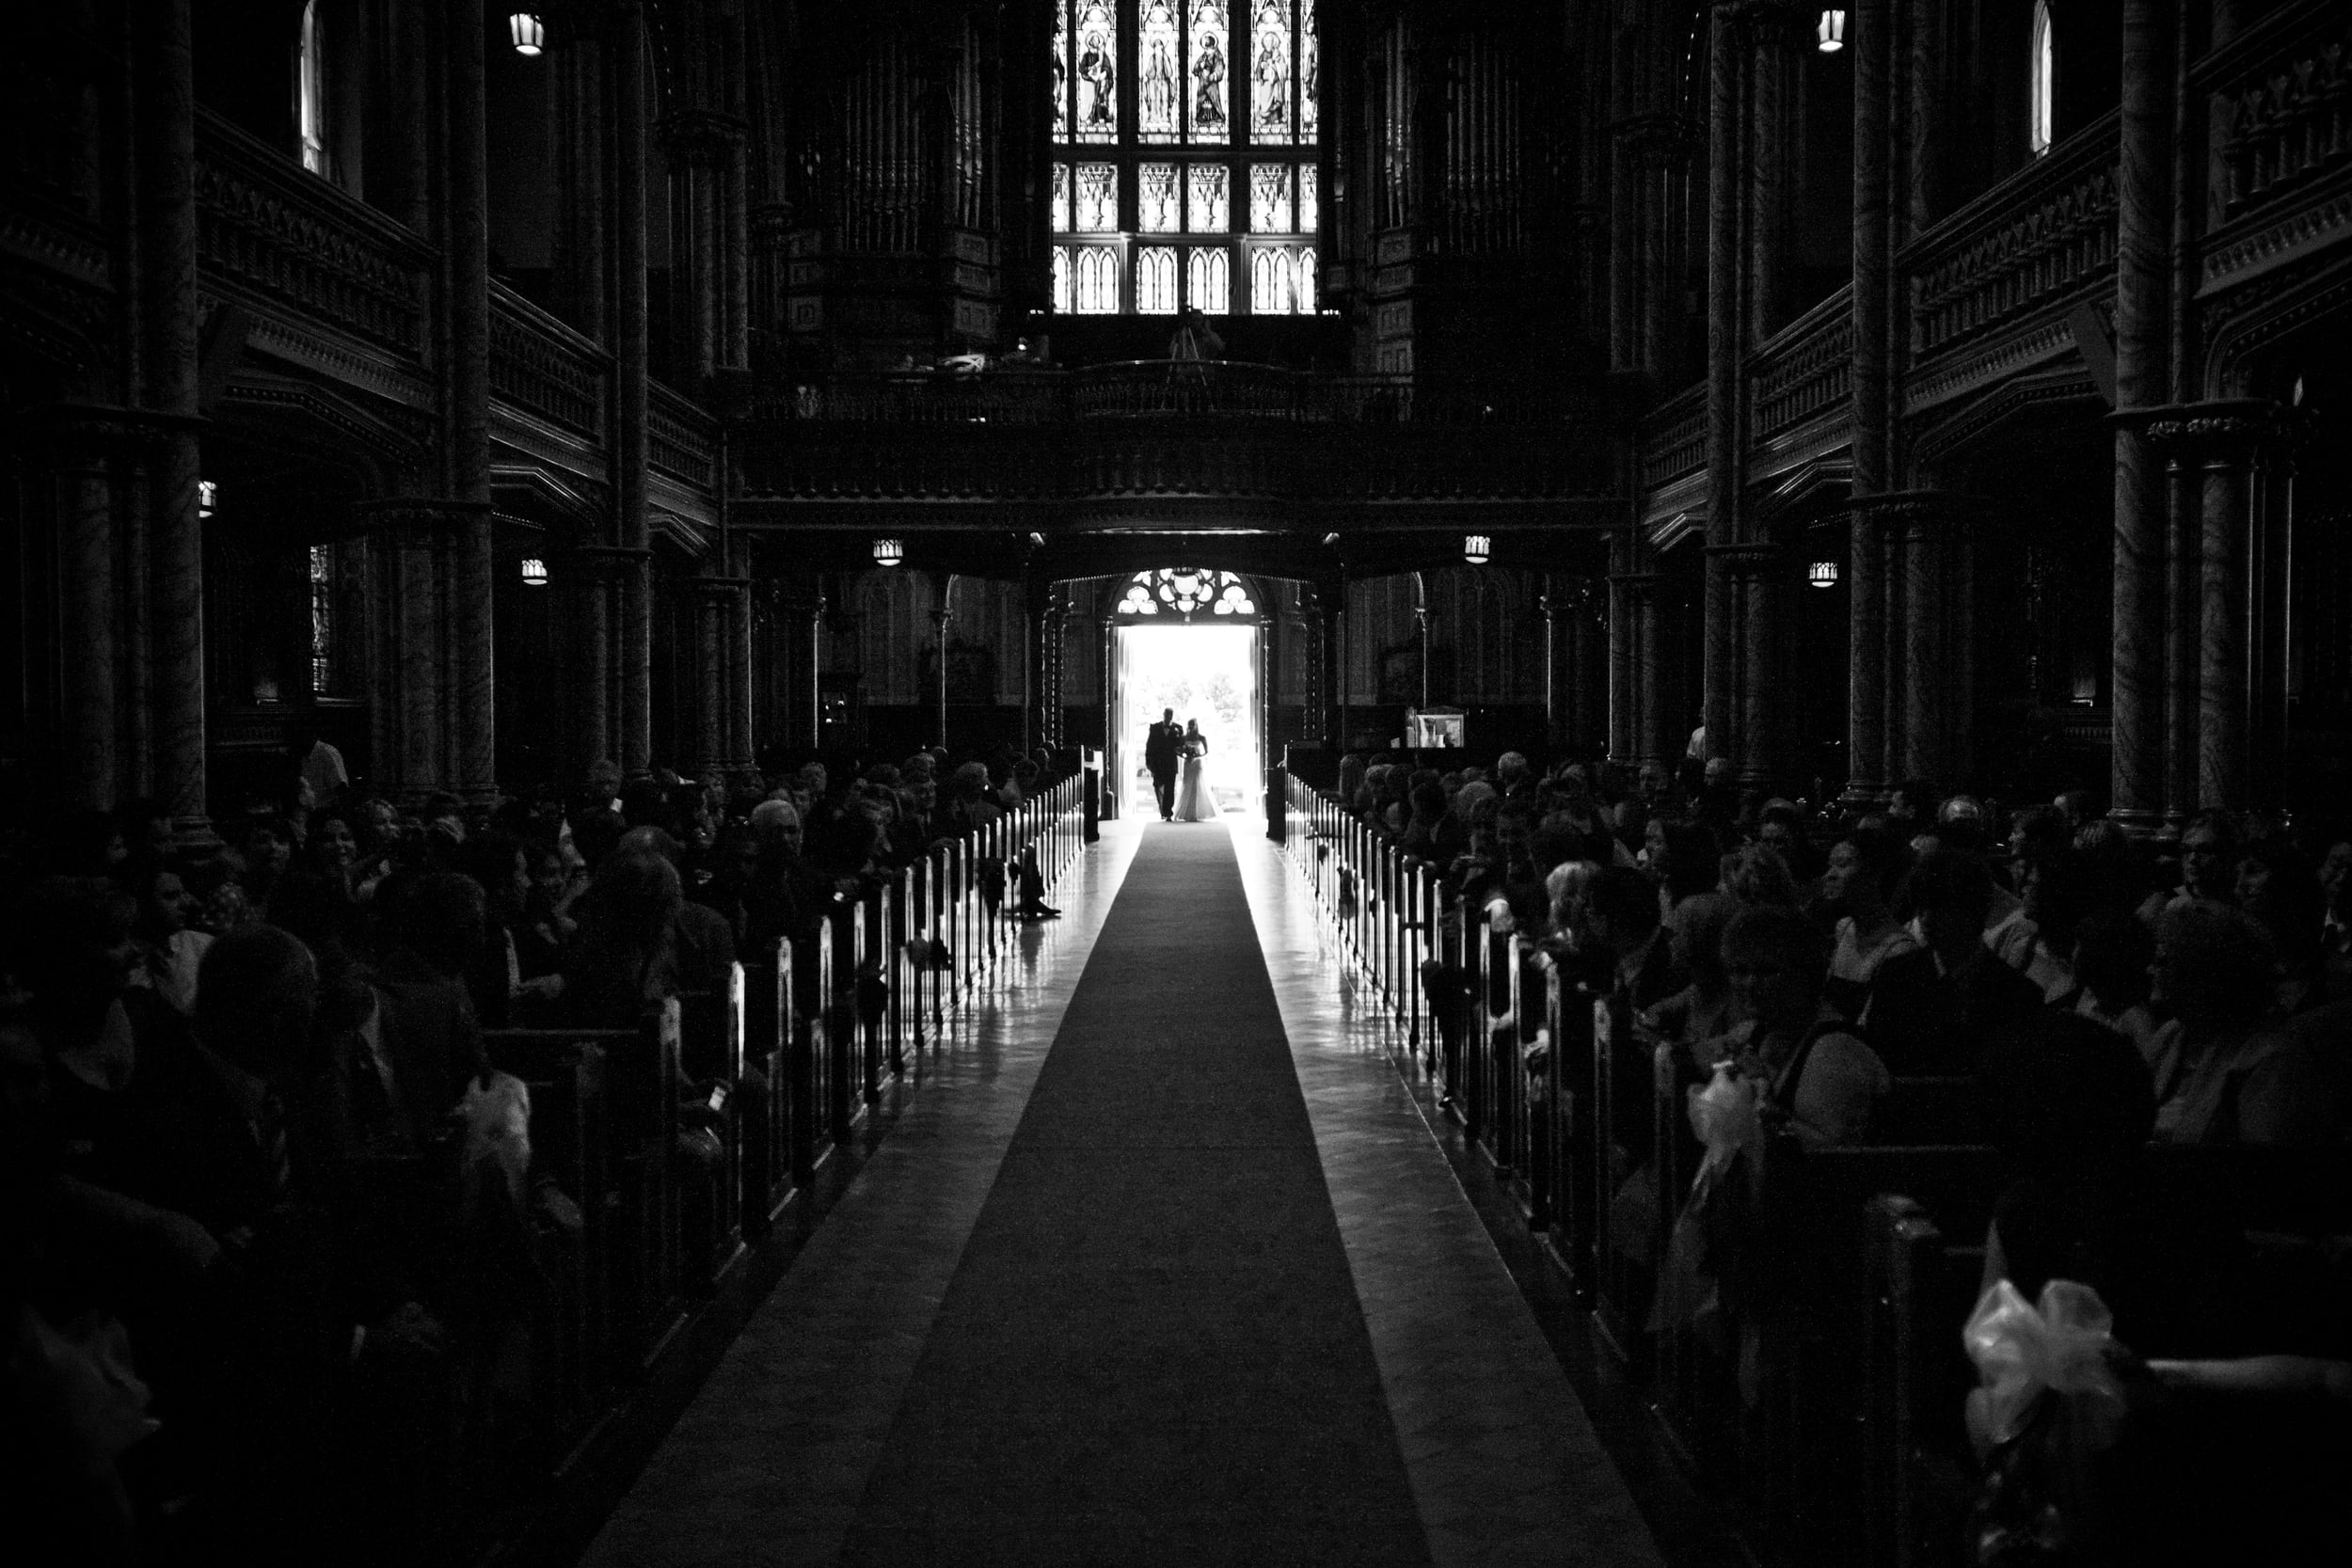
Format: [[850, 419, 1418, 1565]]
[[2127, 398, 2307, 463], [1847, 488, 1986, 537]]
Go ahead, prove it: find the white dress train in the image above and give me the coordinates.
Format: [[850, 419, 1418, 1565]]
[[1174, 745, 1214, 820]]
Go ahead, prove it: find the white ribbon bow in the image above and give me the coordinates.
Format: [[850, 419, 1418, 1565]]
[[1962, 1277, 2123, 1449]]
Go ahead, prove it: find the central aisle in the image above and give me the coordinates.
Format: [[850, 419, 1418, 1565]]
[[838, 821, 1427, 1563]]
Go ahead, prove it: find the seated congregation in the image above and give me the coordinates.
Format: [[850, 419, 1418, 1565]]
[[1299, 748, 2352, 1565], [0, 748, 1074, 1564]]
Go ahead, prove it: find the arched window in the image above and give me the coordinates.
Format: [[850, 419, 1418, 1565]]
[[298, 1, 329, 176], [1116, 567, 1257, 620], [2028, 0, 2056, 157], [1050, 1, 1319, 318]]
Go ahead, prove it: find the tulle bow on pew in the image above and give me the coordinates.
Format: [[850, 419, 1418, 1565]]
[[1962, 1278, 2125, 1450]]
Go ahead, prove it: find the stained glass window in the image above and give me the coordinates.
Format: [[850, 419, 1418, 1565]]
[[309, 543, 336, 694], [1186, 247, 1231, 313], [1139, 165, 1180, 231], [1050, 0, 1311, 317], [1298, 245, 1317, 311], [1071, 245, 1120, 312], [1299, 1, 1318, 138], [299, 2, 328, 176], [1139, 1, 1181, 141], [1249, 164, 1292, 231], [1051, 1, 1070, 138], [1188, 0, 1230, 144], [1073, 1, 1118, 142], [1118, 568, 1256, 618], [1136, 246, 1179, 312], [1187, 165, 1230, 231], [1074, 164, 1118, 231], [1250, 248, 1291, 314], [1249, 0, 1293, 145]]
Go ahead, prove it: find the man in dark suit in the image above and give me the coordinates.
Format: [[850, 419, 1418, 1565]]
[[1144, 707, 1184, 821]]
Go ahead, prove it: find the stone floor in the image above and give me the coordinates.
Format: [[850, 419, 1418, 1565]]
[[578, 819, 1667, 1566]]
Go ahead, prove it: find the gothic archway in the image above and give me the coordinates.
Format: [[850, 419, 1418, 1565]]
[[1105, 567, 1266, 819]]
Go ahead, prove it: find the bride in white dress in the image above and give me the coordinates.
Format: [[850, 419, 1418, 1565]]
[[1173, 720, 1214, 821]]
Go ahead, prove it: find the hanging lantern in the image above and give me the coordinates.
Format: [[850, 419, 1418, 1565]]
[[1817, 9, 1848, 52], [197, 479, 217, 518], [509, 11, 546, 56], [1808, 559, 1839, 589], [520, 557, 549, 587], [1463, 534, 1491, 566], [872, 538, 904, 567]]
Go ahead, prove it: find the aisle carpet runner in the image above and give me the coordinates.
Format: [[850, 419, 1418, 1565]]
[[839, 822, 1432, 1565]]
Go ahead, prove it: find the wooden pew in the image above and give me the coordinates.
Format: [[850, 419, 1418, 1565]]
[[739, 942, 794, 1235], [674, 966, 747, 1296]]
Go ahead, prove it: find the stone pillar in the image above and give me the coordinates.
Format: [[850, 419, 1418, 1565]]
[[685, 575, 739, 778], [1607, 542, 1638, 764], [1844, 0, 1895, 804], [360, 500, 453, 803], [1701, 3, 1744, 759], [613, 1, 654, 778], [1905, 0, 1947, 233], [1538, 581, 1565, 748], [1875, 492, 1975, 786], [660, 109, 746, 391], [2108, 0, 2175, 834], [445, 0, 495, 801], [931, 575, 954, 751], [550, 18, 606, 339], [1747, 3, 1799, 341], [40, 410, 132, 810], [135, 0, 209, 840], [1613, 571, 1675, 771], [728, 572, 756, 779], [1043, 584, 1067, 749], [1098, 614, 1118, 801], [1717, 543, 1793, 788]]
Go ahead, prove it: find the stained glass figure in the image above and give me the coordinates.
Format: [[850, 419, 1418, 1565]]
[[1188, 1, 1229, 143], [1297, 164, 1317, 231], [1186, 165, 1230, 230], [1073, 246, 1119, 312], [1250, 0, 1292, 144], [1139, 165, 1180, 231], [1136, 246, 1179, 312], [1051, 2, 1070, 138], [1299, 0, 1318, 138], [1052, 246, 1072, 312], [1074, 1, 1118, 142], [1074, 164, 1118, 231], [1052, 162, 1072, 230], [1298, 245, 1317, 311], [1186, 247, 1231, 313], [1139, 1, 1181, 141], [1250, 164, 1292, 231]]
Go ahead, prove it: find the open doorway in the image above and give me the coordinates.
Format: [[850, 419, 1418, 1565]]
[[1111, 622, 1263, 819]]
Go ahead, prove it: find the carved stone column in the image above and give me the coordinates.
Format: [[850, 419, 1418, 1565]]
[[1872, 492, 1977, 786], [689, 575, 746, 778], [931, 575, 954, 751], [35, 409, 140, 810], [727, 570, 755, 780], [1613, 570, 1677, 771], [1844, 0, 1895, 804], [659, 108, 746, 391], [612, 1, 653, 778], [1607, 541, 1638, 765], [1701, 3, 1744, 757], [360, 500, 453, 803], [2107, 0, 2176, 833], [1712, 542, 1795, 788], [1745, 3, 1801, 341], [2141, 401, 2298, 811], [1538, 581, 1565, 748], [445, 0, 495, 802], [1024, 573, 1048, 755], [135, 0, 209, 840], [550, 16, 606, 339]]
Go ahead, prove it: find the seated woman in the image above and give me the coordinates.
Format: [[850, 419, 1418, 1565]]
[[2147, 902, 2316, 1145], [1722, 904, 1889, 1147], [1644, 891, 1740, 1069], [1820, 825, 1917, 1022]]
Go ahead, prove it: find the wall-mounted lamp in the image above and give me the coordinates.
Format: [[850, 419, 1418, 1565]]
[[520, 557, 549, 587], [509, 12, 545, 55], [1027, 531, 1045, 547], [198, 480, 217, 518], [1463, 534, 1490, 566], [1808, 559, 1839, 588], [872, 538, 904, 567], [1817, 9, 1847, 52], [1321, 531, 1341, 546]]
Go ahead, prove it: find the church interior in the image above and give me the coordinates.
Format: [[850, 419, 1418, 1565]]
[[6, 2, 2350, 1564]]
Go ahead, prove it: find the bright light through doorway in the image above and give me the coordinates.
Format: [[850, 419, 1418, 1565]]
[[1113, 623, 1261, 819]]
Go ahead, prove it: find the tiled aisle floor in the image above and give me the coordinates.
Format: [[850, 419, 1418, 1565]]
[[579, 817, 1665, 1567]]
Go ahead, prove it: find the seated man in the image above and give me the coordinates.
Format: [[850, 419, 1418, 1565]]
[[1865, 852, 2043, 1075]]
